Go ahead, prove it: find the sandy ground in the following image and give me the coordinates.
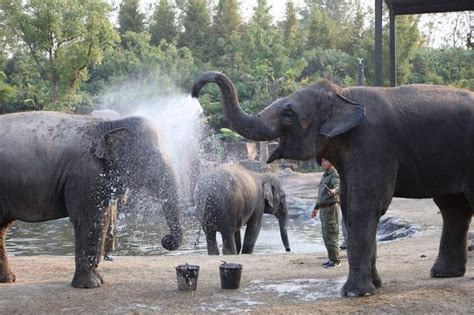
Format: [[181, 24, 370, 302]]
[[1, 172, 473, 314]]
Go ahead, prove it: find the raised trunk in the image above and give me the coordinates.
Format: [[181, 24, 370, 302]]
[[192, 71, 279, 141]]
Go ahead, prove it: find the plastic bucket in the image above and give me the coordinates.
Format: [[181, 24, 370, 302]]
[[219, 262, 242, 289], [175, 264, 200, 291]]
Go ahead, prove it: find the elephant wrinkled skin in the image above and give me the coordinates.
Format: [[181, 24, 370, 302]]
[[192, 71, 474, 297], [194, 164, 290, 255], [0, 112, 182, 288]]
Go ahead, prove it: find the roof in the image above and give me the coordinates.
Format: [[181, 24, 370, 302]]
[[385, 0, 474, 15]]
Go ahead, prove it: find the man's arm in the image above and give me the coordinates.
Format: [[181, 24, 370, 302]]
[[330, 174, 340, 196], [311, 203, 320, 218]]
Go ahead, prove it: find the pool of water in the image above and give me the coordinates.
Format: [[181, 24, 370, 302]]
[[6, 208, 329, 256]]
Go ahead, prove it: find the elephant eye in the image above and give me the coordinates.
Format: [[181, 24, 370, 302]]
[[281, 104, 296, 123]]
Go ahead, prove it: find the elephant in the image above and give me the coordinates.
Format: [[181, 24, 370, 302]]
[[0, 111, 182, 288], [192, 71, 474, 297], [194, 163, 290, 255]]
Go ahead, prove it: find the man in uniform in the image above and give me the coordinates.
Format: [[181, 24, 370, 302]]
[[311, 158, 341, 268]]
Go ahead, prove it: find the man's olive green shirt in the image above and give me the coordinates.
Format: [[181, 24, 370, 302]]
[[315, 167, 340, 209]]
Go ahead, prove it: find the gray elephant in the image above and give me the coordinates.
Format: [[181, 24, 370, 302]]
[[192, 71, 474, 297], [0, 112, 182, 288], [194, 164, 290, 255]]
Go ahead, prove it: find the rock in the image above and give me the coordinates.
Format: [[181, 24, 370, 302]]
[[377, 216, 418, 242], [468, 231, 474, 251]]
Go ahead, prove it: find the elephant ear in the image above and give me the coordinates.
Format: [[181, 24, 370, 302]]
[[263, 181, 274, 208], [319, 94, 366, 137], [95, 127, 129, 160]]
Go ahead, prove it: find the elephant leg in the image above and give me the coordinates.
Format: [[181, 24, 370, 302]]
[[205, 229, 219, 255], [341, 161, 396, 297], [431, 193, 472, 277], [221, 230, 237, 255], [235, 230, 242, 254], [342, 179, 381, 289], [65, 178, 109, 288], [241, 213, 263, 254], [0, 219, 16, 283], [371, 242, 382, 288]]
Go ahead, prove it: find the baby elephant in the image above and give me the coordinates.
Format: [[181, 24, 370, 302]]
[[194, 164, 290, 255]]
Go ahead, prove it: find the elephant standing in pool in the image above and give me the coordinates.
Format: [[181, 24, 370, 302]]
[[0, 112, 182, 288], [194, 164, 290, 255], [192, 71, 474, 297]]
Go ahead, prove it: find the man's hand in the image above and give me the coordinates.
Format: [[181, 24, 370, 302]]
[[310, 208, 318, 218], [329, 188, 337, 196]]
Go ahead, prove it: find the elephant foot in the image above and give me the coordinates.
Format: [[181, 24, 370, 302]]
[[430, 260, 466, 278], [72, 271, 104, 288], [340, 278, 376, 297], [372, 271, 382, 288], [0, 271, 17, 283]]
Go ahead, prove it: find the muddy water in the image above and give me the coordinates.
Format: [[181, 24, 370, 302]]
[[6, 212, 326, 256]]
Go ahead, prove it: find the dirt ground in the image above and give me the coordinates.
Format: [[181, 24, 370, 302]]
[[1, 172, 473, 314]]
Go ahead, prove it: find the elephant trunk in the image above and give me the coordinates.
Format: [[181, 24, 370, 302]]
[[159, 172, 182, 251], [140, 162, 182, 251], [191, 71, 279, 141], [276, 205, 291, 252]]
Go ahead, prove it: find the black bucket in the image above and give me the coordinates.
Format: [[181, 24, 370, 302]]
[[219, 262, 242, 289], [175, 264, 200, 291]]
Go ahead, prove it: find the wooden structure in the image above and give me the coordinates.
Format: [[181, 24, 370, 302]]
[[375, 0, 474, 86]]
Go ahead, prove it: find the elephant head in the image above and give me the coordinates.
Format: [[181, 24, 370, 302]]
[[263, 178, 291, 252], [191, 71, 365, 164], [94, 117, 182, 251]]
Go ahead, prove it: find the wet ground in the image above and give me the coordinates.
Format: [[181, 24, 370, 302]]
[[1, 171, 473, 313]]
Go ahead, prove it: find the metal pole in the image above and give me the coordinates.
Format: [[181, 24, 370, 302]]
[[375, 0, 383, 86], [389, 10, 397, 87]]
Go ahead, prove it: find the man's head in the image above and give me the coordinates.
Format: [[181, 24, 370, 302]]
[[321, 158, 333, 171]]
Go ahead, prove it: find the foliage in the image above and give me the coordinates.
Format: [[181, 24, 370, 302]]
[[411, 47, 474, 89], [177, 0, 212, 63], [217, 128, 243, 141], [118, 0, 145, 35], [1, 0, 119, 111], [149, 0, 178, 46], [0, 0, 472, 121]]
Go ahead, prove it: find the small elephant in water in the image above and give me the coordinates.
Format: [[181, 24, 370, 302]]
[[192, 71, 474, 297], [194, 164, 290, 255], [0, 112, 182, 288]]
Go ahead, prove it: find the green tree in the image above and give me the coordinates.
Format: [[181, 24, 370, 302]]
[[149, 0, 178, 46], [383, 15, 424, 85], [239, 0, 286, 108], [2, 0, 119, 110], [118, 0, 145, 35], [212, 0, 243, 39], [303, 3, 338, 50], [411, 47, 473, 89], [178, 0, 212, 63], [2, 51, 47, 112], [0, 67, 17, 113], [281, 0, 301, 57], [210, 0, 244, 65]]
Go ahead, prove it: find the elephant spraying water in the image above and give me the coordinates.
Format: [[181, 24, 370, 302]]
[[192, 71, 474, 297], [0, 112, 182, 288]]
